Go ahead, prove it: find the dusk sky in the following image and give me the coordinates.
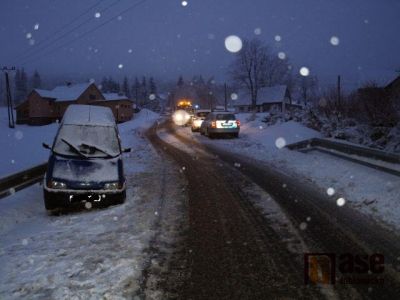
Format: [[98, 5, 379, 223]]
[[1, 0, 400, 89]]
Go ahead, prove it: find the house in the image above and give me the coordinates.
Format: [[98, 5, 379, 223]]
[[233, 85, 300, 113], [95, 93, 133, 123], [15, 82, 133, 125], [385, 75, 400, 98]]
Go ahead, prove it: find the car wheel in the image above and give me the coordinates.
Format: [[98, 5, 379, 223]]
[[233, 133, 239, 138], [44, 191, 57, 210], [114, 191, 126, 205]]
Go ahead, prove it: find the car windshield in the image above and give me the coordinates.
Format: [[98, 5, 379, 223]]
[[53, 125, 120, 158], [196, 112, 209, 118], [216, 114, 236, 120]]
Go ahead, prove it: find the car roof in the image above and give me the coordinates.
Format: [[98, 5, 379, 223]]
[[61, 105, 116, 127]]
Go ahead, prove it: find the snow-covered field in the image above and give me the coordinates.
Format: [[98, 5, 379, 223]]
[[0, 108, 58, 177], [0, 109, 187, 299], [177, 113, 400, 231]]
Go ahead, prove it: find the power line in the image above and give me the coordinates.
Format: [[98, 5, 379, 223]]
[[20, 0, 147, 66], [13, 0, 104, 63], [17, 0, 122, 64]]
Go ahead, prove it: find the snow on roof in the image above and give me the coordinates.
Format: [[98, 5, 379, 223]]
[[35, 83, 93, 102], [62, 105, 116, 126], [234, 85, 288, 106], [34, 89, 55, 98], [102, 93, 129, 101]]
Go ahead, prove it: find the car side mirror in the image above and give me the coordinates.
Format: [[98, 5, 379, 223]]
[[42, 143, 51, 150], [122, 148, 131, 153]]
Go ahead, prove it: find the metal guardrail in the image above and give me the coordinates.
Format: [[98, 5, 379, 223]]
[[286, 138, 400, 164], [0, 163, 47, 199], [286, 138, 400, 176]]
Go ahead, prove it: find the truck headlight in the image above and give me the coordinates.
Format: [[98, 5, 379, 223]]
[[49, 180, 67, 189], [104, 182, 120, 190]]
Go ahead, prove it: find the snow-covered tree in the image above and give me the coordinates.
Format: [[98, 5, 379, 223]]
[[149, 77, 157, 95], [141, 76, 148, 101], [122, 76, 131, 98], [177, 75, 184, 87], [131, 77, 140, 104], [14, 68, 28, 104], [31, 70, 41, 89]]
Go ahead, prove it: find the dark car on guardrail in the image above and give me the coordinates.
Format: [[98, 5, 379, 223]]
[[42, 105, 131, 211]]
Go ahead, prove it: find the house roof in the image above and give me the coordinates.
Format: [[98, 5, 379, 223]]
[[34, 82, 93, 102], [62, 104, 115, 126], [102, 93, 129, 101], [234, 85, 288, 106]]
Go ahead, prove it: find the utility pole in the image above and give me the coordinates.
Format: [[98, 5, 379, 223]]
[[337, 75, 341, 108], [2, 66, 16, 128], [224, 82, 227, 111]]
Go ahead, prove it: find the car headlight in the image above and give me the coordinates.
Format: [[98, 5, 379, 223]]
[[48, 180, 67, 189], [104, 182, 120, 190]]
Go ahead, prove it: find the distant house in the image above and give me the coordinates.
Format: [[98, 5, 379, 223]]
[[233, 85, 300, 113], [95, 93, 133, 123], [385, 75, 400, 98], [15, 82, 133, 125]]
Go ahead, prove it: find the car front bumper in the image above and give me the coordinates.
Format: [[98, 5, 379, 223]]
[[43, 183, 126, 208]]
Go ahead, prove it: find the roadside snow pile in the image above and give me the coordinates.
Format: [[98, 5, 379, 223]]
[[0, 108, 58, 177], [234, 113, 322, 151]]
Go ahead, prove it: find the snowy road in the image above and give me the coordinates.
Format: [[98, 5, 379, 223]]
[[146, 120, 400, 299]]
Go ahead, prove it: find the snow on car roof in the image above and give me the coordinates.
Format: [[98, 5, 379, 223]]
[[234, 85, 288, 106], [35, 83, 93, 102], [62, 105, 116, 126]]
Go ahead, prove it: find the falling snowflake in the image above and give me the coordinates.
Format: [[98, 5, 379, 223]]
[[230, 93, 238, 100], [34, 23, 39, 30], [11, 159, 15, 164], [259, 125, 263, 130], [275, 137, 286, 149], [149, 94, 156, 100], [154, 211, 159, 216], [282, 183, 287, 188], [29, 39, 35, 46], [224, 35, 243, 53], [26, 32, 32, 39], [181, 1, 188, 7], [95, 12, 101, 18], [274, 35, 282, 42], [336, 197, 346, 207], [118, 64, 123, 69], [278, 52, 286, 60], [14, 130, 23, 140], [299, 222, 307, 230], [128, 49, 133, 53], [306, 217, 311, 222], [22, 239, 29, 246], [330, 36, 340, 46], [327, 187, 335, 196], [117, 15, 122, 21], [113, 216, 118, 221], [299, 67, 310, 77], [234, 162, 241, 168], [85, 202, 92, 209], [254, 28, 262, 35]]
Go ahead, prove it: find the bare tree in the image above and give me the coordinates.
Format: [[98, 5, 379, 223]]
[[297, 74, 318, 106], [229, 38, 289, 110]]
